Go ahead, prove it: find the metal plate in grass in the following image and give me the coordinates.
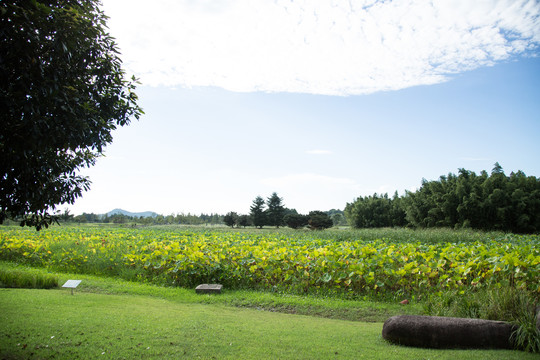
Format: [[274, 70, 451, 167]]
[[62, 280, 82, 294]]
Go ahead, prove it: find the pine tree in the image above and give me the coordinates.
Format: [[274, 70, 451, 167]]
[[250, 196, 266, 229], [266, 192, 285, 228]]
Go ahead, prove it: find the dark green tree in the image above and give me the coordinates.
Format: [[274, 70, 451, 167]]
[[266, 192, 285, 228], [346, 163, 540, 233], [0, 0, 143, 230], [307, 211, 333, 230], [223, 212, 238, 228], [390, 191, 407, 227], [492, 162, 504, 175], [406, 163, 540, 232], [284, 213, 309, 229], [237, 214, 251, 228], [345, 193, 397, 228], [250, 196, 266, 229]]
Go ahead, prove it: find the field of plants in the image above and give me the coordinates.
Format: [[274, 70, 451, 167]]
[[0, 225, 538, 300]]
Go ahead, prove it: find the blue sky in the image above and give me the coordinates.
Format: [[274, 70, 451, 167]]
[[68, 1, 540, 216]]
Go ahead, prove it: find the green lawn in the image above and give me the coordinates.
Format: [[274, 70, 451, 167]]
[[1, 287, 535, 359]]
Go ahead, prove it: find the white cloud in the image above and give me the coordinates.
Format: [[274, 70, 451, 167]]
[[101, 0, 540, 95]]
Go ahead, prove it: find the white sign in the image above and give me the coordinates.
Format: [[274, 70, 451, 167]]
[[62, 280, 82, 288], [62, 280, 82, 295]]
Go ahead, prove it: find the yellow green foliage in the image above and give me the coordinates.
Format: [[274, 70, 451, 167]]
[[0, 227, 538, 297]]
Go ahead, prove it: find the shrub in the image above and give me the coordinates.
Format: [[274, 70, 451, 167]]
[[284, 214, 308, 229], [0, 268, 58, 289], [308, 211, 333, 230], [424, 287, 540, 353]]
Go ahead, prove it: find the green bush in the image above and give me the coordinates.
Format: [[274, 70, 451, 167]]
[[424, 287, 539, 353], [0, 268, 58, 289], [511, 305, 540, 353]]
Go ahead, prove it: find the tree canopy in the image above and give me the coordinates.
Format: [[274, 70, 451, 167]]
[[0, 0, 143, 229], [223, 212, 238, 228], [249, 196, 266, 229], [266, 192, 285, 228], [307, 211, 333, 230], [283, 213, 308, 229], [345, 164, 540, 233]]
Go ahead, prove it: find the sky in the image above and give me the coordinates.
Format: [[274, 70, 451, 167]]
[[68, 0, 540, 216]]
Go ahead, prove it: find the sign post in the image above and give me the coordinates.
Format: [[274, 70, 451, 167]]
[[62, 280, 82, 295]]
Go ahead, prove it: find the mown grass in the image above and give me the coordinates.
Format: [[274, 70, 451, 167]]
[[1, 288, 536, 359], [1, 261, 537, 358], [0, 261, 422, 322]]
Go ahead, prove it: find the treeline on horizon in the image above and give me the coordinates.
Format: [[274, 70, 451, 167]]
[[223, 193, 344, 230], [345, 163, 540, 234], [61, 210, 345, 228], [49, 163, 540, 234], [60, 195, 346, 229], [67, 212, 224, 226]]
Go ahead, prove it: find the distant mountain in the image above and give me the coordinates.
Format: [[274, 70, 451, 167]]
[[106, 208, 158, 218]]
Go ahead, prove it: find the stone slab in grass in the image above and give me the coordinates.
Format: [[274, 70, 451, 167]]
[[382, 315, 517, 349], [195, 284, 223, 294]]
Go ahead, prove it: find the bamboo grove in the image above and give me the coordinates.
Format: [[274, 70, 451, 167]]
[[345, 163, 540, 233]]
